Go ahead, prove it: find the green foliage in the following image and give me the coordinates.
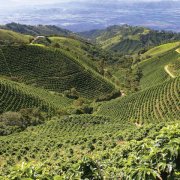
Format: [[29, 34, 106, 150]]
[[0, 121, 179, 179], [0, 77, 72, 115], [97, 77, 180, 123], [95, 90, 121, 102], [32, 36, 52, 46], [139, 47, 180, 89], [112, 124, 180, 179], [167, 57, 180, 77], [0, 29, 32, 45], [0, 25, 180, 180], [0, 45, 115, 99], [78, 157, 103, 179], [142, 42, 180, 58], [64, 88, 80, 99], [0, 22, 73, 36], [80, 25, 180, 55], [0, 108, 46, 135]]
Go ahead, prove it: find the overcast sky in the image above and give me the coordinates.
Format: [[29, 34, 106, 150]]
[[0, 0, 177, 10], [0, 0, 176, 5]]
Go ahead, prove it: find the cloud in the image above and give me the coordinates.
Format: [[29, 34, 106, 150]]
[[0, 0, 177, 9]]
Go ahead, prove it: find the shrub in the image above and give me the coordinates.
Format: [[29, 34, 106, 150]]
[[78, 157, 103, 180], [0, 108, 46, 135], [95, 90, 121, 102], [64, 88, 80, 99]]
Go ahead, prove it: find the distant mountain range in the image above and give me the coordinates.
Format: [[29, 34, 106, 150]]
[[80, 25, 180, 54], [0, 23, 73, 36], [1, 23, 180, 55]]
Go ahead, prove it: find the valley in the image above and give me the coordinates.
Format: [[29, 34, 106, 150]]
[[0, 24, 180, 179]]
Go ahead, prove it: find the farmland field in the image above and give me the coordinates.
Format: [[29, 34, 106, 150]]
[[0, 23, 180, 179]]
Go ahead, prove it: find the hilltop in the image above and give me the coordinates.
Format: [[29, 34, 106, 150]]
[[80, 25, 180, 54], [0, 44, 115, 99], [0, 22, 73, 36], [0, 29, 33, 45]]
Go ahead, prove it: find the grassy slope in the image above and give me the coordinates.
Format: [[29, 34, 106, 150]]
[[167, 58, 180, 77], [0, 77, 72, 114], [0, 22, 72, 36], [88, 25, 148, 54], [0, 28, 180, 178], [0, 29, 32, 43], [80, 25, 180, 54], [0, 114, 179, 178], [142, 42, 180, 57], [0, 45, 115, 99], [49, 36, 99, 71], [97, 77, 180, 123], [97, 42, 180, 123], [139, 45, 180, 89]]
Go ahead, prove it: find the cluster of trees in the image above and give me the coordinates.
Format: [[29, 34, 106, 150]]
[[0, 108, 46, 135]]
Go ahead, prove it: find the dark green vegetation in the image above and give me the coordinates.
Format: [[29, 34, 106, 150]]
[[0, 109, 46, 136], [80, 25, 180, 55], [0, 25, 180, 179], [0, 29, 33, 45], [97, 77, 180, 123], [0, 45, 115, 100], [0, 23, 73, 36], [139, 45, 180, 89], [0, 77, 72, 115], [0, 117, 179, 179]]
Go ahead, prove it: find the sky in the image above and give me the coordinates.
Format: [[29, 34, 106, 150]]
[[0, 0, 177, 12], [0, 0, 179, 32], [0, 0, 176, 7]]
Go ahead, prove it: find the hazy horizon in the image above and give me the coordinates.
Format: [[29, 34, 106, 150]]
[[0, 0, 180, 32]]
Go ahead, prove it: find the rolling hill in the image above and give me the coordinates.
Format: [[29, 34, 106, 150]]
[[97, 77, 180, 123], [0, 29, 33, 44], [0, 22, 73, 36], [0, 25, 180, 179], [0, 77, 180, 179], [0, 45, 115, 99], [0, 77, 72, 115], [139, 43, 180, 89], [141, 42, 180, 58], [80, 25, 180, 54]]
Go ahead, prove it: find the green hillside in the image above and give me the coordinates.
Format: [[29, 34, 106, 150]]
[[139, 46, 180, 89], [47, 36, 100, 71], [142, 42, 180, 58], [97, 77, 180, 123], [0, 29, 33, 44], [0, 22, 73, 36], [0, 115, 179, 179], [80, 25, 180, 54], [0, 77, 72, 114], [0, 25, 180, 180], [0, 45, 115, 99], [166, 58, 180, 77]]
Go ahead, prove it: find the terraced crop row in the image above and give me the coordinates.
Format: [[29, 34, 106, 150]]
[[0, 45, 114, 99], [0, 114, 179, 178], [143, 42, 180, 57], [0, 114, 133, 170], [49, 37, 99, 71], [139, 49, 180, 89], [97, 77, 180, 124], [0, 78, 72, 114]]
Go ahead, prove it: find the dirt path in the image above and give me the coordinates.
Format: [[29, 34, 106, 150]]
[[175, 48, 180, 54], [164, 65, 175, 78]]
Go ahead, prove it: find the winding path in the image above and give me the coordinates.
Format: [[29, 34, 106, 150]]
[[164, 65, 175, 78], [175, 48, 180, 54]]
